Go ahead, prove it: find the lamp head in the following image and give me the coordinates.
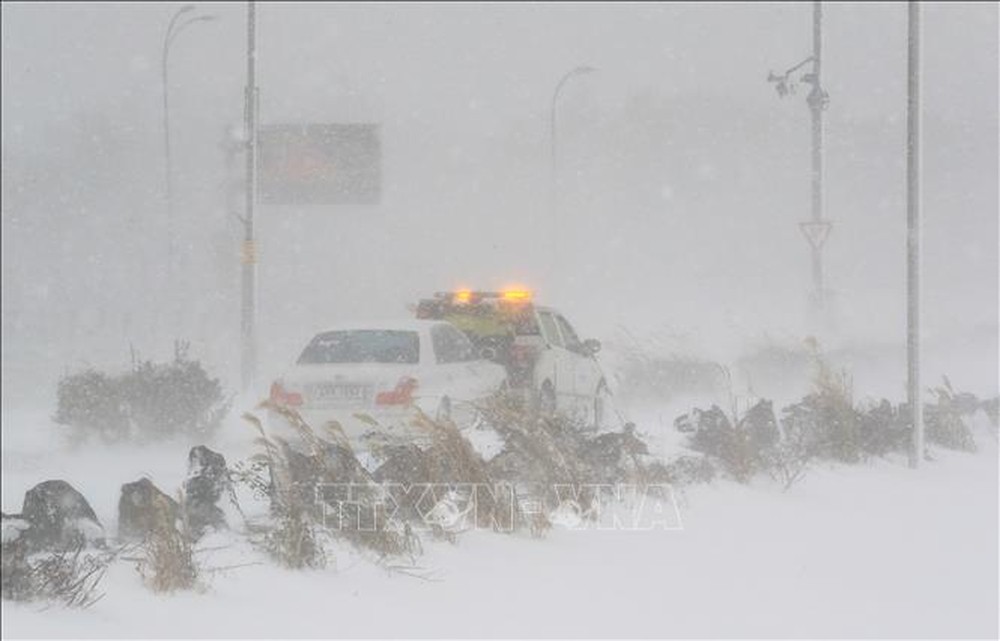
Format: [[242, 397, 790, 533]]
[[767, 70, 790, 99]]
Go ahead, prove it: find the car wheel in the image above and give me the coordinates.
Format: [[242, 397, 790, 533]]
[[592, 380, 612, 431]]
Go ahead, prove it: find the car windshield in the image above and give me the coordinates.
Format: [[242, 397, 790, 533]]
[[297, 330, 420, 364]]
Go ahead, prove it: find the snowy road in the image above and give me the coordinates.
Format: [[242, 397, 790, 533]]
[[2, 408, 997, 639]]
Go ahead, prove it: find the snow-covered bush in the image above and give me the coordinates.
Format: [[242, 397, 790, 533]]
[[680, 401, 781, 483], [856, 399, 910, 457], [54, 369, 129, 444], [762, 418, 813, 490], [54, 342, 230, 443], [123, 342, 230, 442], [805, 362, 863, 463], [925, 377, 978, 452]]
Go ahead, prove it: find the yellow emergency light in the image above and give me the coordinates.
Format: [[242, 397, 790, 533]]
[[501, 288, 532, 302]]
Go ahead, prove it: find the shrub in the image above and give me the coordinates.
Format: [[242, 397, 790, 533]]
[[761, 418, 813, 490], [681, 402, 779, 483], [776, 342, 863, 464], [925, 377, 977, 452], [123, 344, 229, 442], [856, 399, 910, 457], [55, 342, 230, 443], [54, 370, 129, 444], [477, 392, 664, 528]]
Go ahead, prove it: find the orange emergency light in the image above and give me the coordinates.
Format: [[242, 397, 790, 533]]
[[501, 288, 532, 302]]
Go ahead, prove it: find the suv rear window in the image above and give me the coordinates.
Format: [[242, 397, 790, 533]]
[[297, 330, 420, 364]]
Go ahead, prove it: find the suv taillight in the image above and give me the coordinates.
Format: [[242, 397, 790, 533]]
[[375, 377, 418, 405], [270, 381, 303, 407]]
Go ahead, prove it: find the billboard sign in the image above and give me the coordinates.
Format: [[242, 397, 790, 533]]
[[258, 123, 381, 205]]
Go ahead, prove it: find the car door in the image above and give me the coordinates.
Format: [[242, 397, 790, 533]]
[[554, 313, 603, 408], [535, 309, 575, 409]]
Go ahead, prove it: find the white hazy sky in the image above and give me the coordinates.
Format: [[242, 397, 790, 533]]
[[2, 1, 997, 398]]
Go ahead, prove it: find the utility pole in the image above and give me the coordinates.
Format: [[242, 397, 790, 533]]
[[807, 1, 826, 315], [906, 0, 923, 468], [241, 0, 258, 393], [769, 2, 831, 328], [162, 5, 192, 315]]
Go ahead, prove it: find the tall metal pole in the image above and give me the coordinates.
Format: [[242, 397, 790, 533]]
[[809, 1, 824, 312], [161, 6, 215, 341], [549, 65, 595, 289], [241, 1, 258, 393], [162, 5, 193, 326], [768, 6, 830, 328], [549, 77, 561, 286], [906, 0, 923, 468]]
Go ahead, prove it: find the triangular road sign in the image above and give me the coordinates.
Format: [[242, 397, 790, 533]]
[[800, 220, 832, 250]]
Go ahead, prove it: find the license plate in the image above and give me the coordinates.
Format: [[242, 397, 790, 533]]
[[307, 383, 371, 404]]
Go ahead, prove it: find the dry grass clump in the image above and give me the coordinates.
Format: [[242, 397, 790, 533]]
[[408, 408, 518, 535], [475, 392, 660, 525], [244, 404, 416, 565], [137, 491, 198, 593], [1, 538, 108, 608], [243, 410, 327, 569]]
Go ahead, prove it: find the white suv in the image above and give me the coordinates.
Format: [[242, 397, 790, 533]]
[[268, 320, 508, 441], [414, 291, 613, 429]]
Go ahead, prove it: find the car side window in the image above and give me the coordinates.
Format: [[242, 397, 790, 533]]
[[537, 312, 565, 348], [555, 315, 583, 352], [431, 324, 476, 363]]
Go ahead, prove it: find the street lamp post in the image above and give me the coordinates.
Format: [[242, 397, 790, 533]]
[[549, 65, 596, 288], [906, 0, 923, 469], [161, 4, 216, 327], [242, 0, 259, 393], [767, 2, 831, 328]]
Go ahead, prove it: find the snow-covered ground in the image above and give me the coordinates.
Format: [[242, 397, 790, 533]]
[[2, 396, 997, 639]]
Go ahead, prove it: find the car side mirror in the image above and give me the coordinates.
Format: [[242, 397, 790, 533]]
[[583, 339, 601, 356]]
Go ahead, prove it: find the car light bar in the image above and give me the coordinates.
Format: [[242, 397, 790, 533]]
[[501, 289, 531, 302], [432, 288, 534, 304]]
